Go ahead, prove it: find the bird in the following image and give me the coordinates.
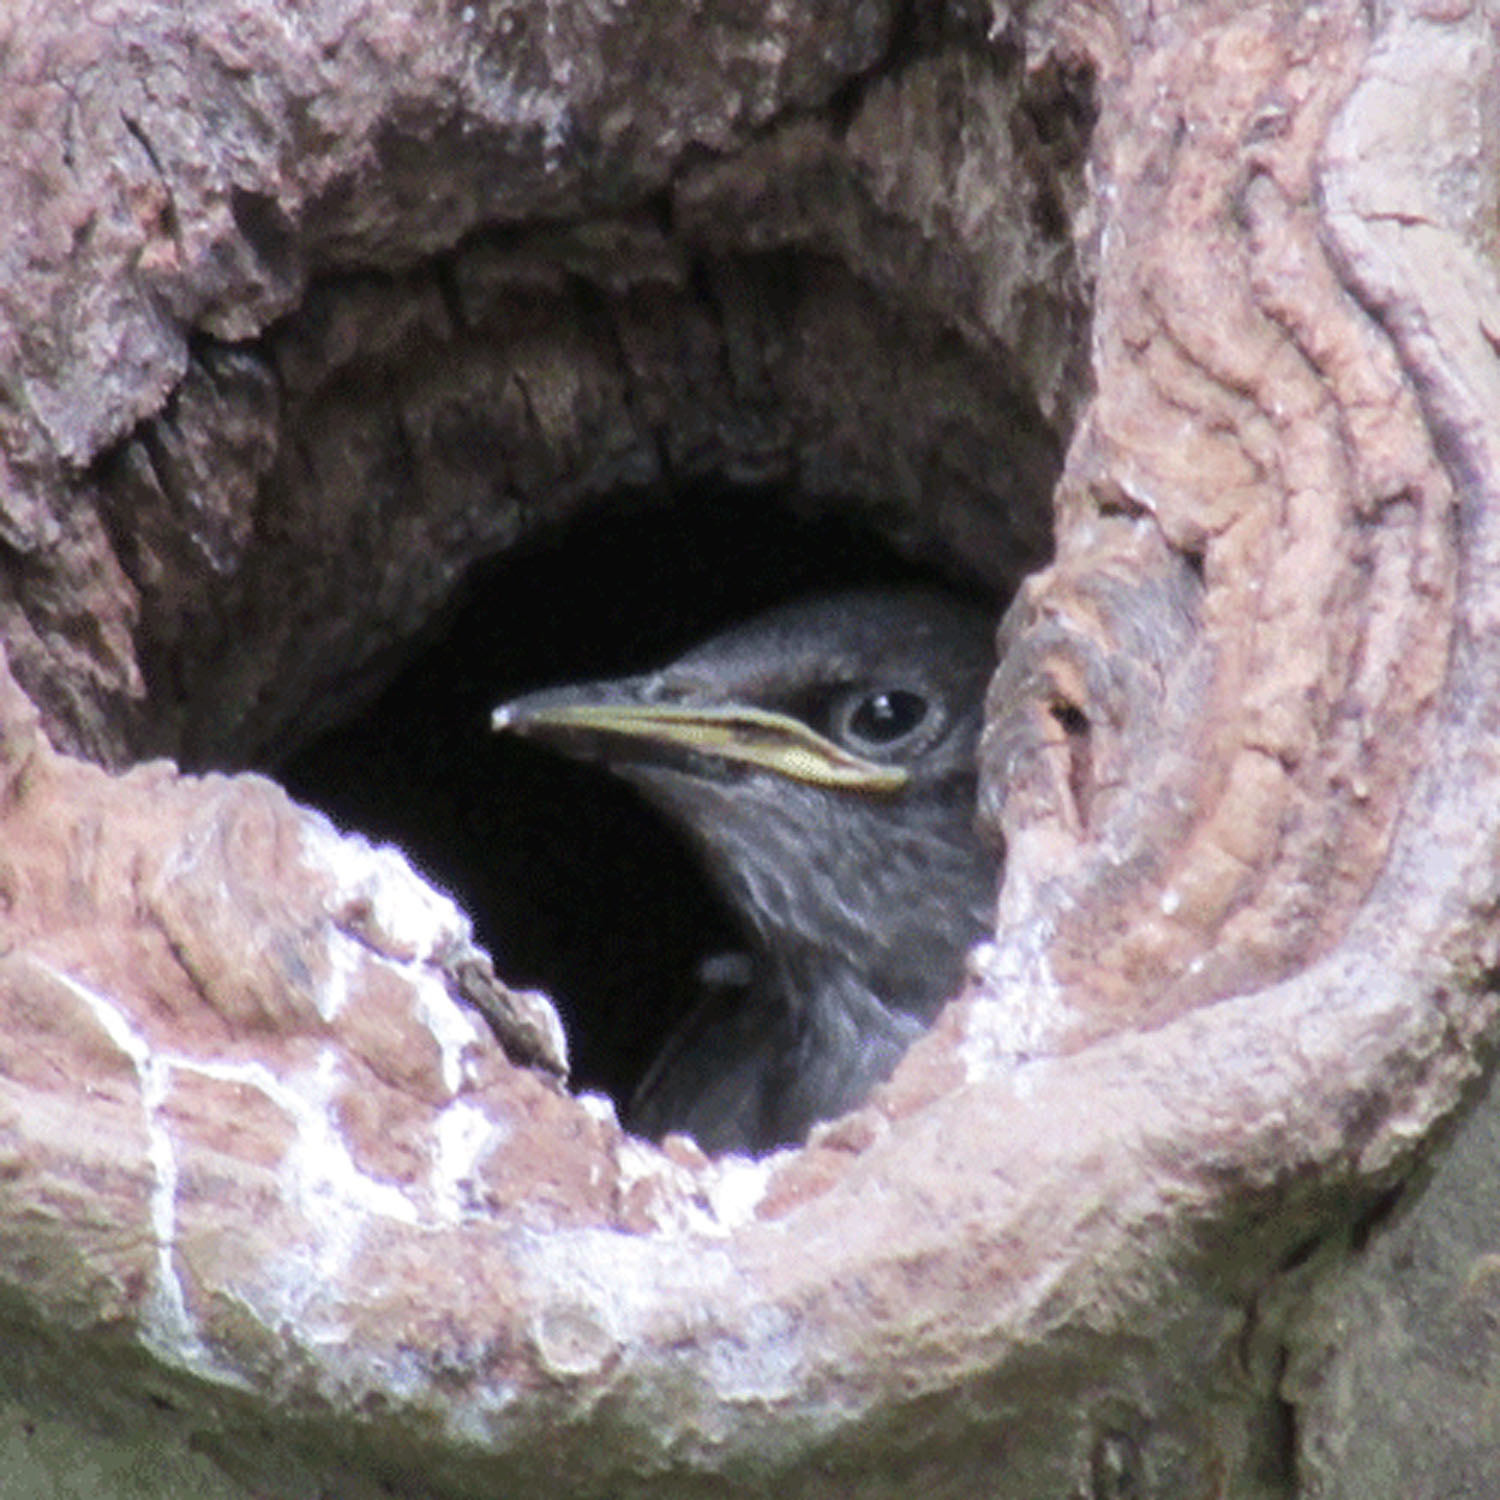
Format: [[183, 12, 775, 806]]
[[490, 588, 1000, 1155]]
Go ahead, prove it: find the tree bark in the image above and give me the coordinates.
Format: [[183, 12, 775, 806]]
[[2, 1, 1499, 1496]]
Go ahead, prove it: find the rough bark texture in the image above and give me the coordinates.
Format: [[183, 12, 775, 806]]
[[2, 0, 1500, 1496], [1, 0, 1071, 768]]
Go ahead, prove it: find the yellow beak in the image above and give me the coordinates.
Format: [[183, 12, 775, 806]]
[[491, 700, 909, 795]]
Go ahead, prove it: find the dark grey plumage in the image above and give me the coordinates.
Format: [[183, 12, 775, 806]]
[[491, 589, 998, 1155]]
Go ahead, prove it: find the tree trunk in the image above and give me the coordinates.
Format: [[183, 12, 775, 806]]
[[2, 0, 1498, 1495]]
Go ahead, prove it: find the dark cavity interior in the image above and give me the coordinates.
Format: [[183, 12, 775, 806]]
[[279, 484, 998, 1114]]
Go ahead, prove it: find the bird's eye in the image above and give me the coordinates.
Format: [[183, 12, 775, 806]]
[[838, 689, 930, 752]]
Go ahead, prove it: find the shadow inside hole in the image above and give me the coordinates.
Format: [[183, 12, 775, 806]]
[[279, 484, 996, 1116]]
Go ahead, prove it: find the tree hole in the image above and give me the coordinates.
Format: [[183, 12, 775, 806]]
[[278, 483, 999, 1126]]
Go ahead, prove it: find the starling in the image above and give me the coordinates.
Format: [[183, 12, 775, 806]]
[[490, 589, 999, 1154]]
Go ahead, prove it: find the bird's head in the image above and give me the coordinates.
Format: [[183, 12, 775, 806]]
[[491, 589, 1000, 1017]]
